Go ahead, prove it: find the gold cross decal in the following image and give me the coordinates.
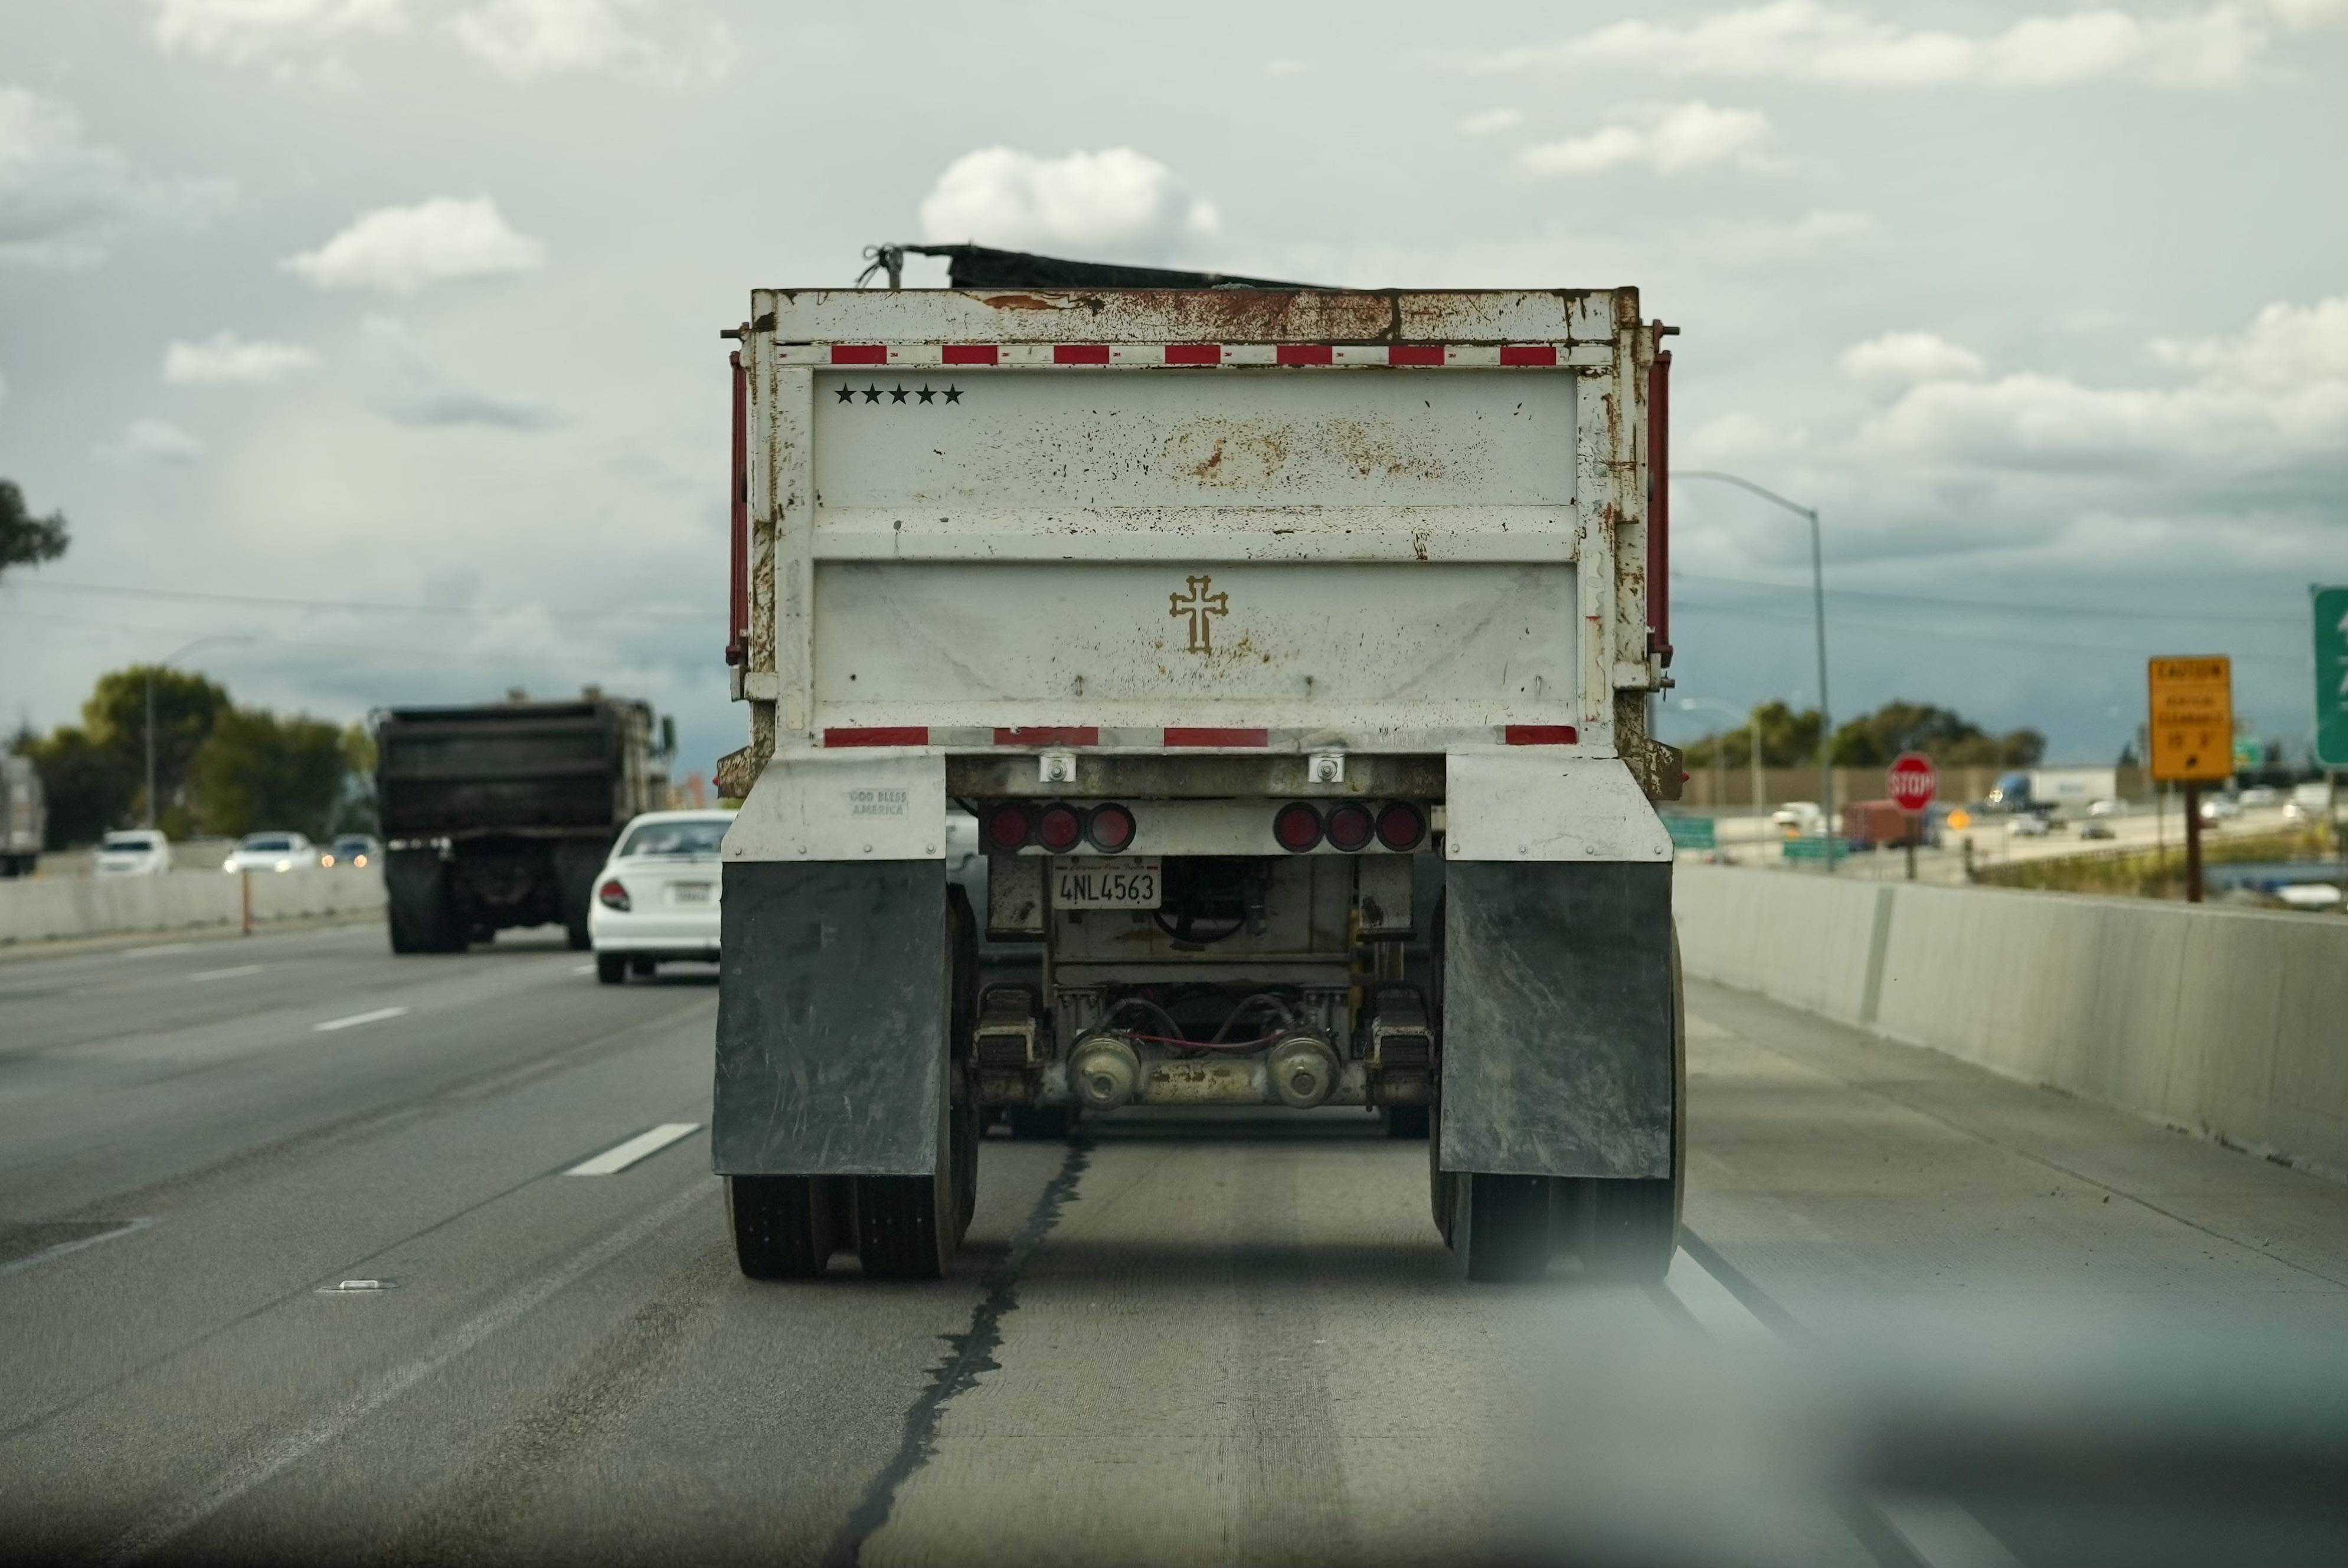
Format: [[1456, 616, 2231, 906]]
[[1169, 575, 1229, 655]]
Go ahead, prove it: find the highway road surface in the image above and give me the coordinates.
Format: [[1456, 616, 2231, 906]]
[[4, 921, 2345, 1566]]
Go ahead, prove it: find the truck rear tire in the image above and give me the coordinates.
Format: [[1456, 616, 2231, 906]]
[[565, 912, 592, 951], [387, 853, 459, 955], [1578, 928, 1686, 1283], [1581, 1179, 1676, 1282], [1382, 1105, 1430, 1139], [1452, 1172, 1554, 1283], [852, 1171, 956, 1280], [728, 1175, 838, 1279], [852, 891, 979, 1279]]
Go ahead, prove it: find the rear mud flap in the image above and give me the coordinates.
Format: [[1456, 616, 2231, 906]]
[[714, 859, 948, 1176], [1438, 860, 1673, 1178]]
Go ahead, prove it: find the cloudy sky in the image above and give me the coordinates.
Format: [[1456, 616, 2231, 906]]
[[1, 0, 2342, 780]]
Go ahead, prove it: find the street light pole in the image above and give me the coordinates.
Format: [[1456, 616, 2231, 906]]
[[1676, 470, 1834, 872], [146, 636, 248, 829]]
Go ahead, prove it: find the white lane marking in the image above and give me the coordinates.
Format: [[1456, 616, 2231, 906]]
[[1870, 1497, 2025, 1568], [98, 1179, 714, 1567], [125, 943, 194, 958], [189, 965, 263, 983], [313, 1006, 408, 1033], [572, 963, 596, 975], [565, 1123, 702, 1176], [1661, 1248, 1777, 1350], [1668, 1241, 2021, 1568], [0, 1217, 160, 1281]]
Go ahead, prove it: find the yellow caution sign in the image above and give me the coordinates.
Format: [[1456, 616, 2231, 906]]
[[2147, 656, 2233, 783]]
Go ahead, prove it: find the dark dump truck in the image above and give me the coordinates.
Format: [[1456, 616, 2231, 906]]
[[377, 694, 670, 953]]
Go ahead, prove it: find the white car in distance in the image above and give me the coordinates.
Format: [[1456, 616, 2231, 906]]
[[589, 811, 731, 984], [221, 832, 321, 873], [94, 830, 172, 876]]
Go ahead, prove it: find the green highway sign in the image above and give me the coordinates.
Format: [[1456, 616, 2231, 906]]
[[1664, 815, 1718, 850], [1782, 835, 1850, 861], [2318, 586, 2348, 770]]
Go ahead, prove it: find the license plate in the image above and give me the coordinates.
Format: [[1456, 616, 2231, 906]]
[[1053, 857, 1162, 910], [668, 882, 714, 905]]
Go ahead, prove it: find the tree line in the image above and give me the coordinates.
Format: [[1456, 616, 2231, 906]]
[[8, 667, 374, 849], [1682, 700, 2047, 770]]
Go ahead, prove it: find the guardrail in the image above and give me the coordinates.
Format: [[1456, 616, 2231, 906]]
[[1675, 866, 2348, 1179], [0, 868, 385, 948]]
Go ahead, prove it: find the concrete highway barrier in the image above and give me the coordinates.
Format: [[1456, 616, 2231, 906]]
[[0, 868, 384, 948], [1676, 866, 2348, 1177]]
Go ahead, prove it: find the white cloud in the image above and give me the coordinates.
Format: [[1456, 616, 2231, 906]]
[[0, 86, 231, 269], [445, 0, 736, 86], [918, 148, 1221, 258], [1518, 103, 1780, 177], [282, 196, 545, 293], [152, 0, 405, 81], [163, 332, 322, 385], [1840, 330, 1988, 386], [96, 417, 205, 465], [1487, 2, 2335, 91], [1457, 106, 1525, 136], [1699, 208, 1875, 264], [355, 315, 559, 429], [151, 0, 734, 85], [1858, 297, 2348, 473]]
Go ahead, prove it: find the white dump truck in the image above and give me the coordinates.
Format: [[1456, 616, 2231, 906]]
[[712, 248, 1683, 1282]]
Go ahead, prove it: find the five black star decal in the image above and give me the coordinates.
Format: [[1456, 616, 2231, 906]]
[[833, 381, 966, 407]]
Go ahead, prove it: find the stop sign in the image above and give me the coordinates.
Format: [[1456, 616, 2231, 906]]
[[1888, 752, 1938, 813]]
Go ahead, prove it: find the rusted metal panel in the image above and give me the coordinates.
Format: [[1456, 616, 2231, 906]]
[[754, 288, 1628, 346]]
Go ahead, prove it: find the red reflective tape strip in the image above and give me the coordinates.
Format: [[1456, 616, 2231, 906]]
[[1163, 343, 1220, 365], [1500, 345, 1557, 366], [1277, 344, 1334, 366], [830, 344, 888, 365], [1503, 725, 1579, 745], [1388, 345, 1446, 366], [994, 726, 1100, 746], [943, 343, 998, 365], [1163, 727, 1269, 748], [823, 726, 928, 747], [1055, 343, 1111, 365]]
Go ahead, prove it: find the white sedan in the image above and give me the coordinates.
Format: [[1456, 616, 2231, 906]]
[[221, 832, 321, 872], [588, 811, 731, 984], [94, 829, 173, 876]]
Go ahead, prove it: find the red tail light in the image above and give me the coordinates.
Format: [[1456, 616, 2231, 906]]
[[1273, 802, 1323, 852], [1375, 803, 1427, 852], [986, 804, 1032, 851], [598, 879, 631, 912], [1325, 803, 1374, 852], [1037, 803, 1084, 853], [1087, 803, 1136, 853]]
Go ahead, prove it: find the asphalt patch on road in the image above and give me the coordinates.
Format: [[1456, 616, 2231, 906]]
[[823, 1135, 1093, 1568]]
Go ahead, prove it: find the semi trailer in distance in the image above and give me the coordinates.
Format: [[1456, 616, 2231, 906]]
[[712, 253, 1683, 1284], [376, 693, 670, 953]]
